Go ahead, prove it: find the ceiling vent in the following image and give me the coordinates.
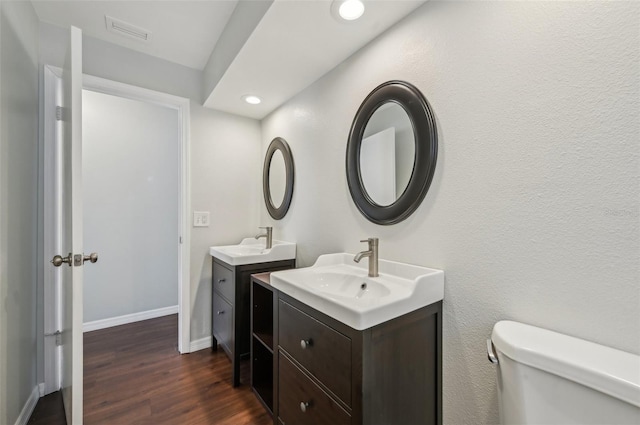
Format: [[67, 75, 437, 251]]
[[105, 16, 152, 43]]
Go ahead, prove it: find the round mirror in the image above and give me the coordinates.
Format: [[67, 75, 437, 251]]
[[263, 137, 294, 220], [346, 81, 437, 225]]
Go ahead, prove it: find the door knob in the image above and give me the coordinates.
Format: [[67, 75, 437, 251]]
[[83, 252, 98, 264], [51, 253, 72, 267]]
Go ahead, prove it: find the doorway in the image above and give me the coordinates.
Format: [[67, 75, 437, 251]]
[[82, 88, 178, 329], [43, 66, 192, 395]]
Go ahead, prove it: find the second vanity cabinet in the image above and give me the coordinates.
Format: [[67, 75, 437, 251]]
[[251, 274, 443, 425], [212, 257, 294, 387]]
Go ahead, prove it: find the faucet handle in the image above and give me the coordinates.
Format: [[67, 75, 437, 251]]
[[360, 237, 378, 244], [259, 226, 272, 230]]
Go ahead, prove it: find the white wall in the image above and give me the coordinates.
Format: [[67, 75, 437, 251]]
[[82, 90, 179, 322], [261, 2, 639, 423], [0, 1, 41, 423], [189, 104, 261, 341]]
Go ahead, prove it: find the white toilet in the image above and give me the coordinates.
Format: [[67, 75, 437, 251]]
[[490, 320, 640, 424]]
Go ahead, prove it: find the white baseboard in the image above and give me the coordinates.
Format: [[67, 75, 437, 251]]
[[15, 385, 39, 425], [190, 336, 212, 352], [38, 383, 45, 397], [83, 305, 179, 332]]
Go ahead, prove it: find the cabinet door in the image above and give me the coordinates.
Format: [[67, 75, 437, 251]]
[[212, 291, 233, 354], [213, 261, 234, 302]]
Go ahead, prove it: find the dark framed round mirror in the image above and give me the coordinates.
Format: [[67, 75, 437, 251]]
[[346, 80, 437, 225], [263, 137, 294, 220]]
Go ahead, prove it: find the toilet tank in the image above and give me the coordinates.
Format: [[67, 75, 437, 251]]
[[491, 321, 640, 425]]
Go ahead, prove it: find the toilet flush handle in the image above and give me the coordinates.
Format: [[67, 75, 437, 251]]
[[487, 339, 499, 364]]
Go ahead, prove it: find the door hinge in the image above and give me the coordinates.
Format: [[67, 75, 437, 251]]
[[179, 236, 183, 244], [45, 330, 62, 346], [55, 106, 64, 121]]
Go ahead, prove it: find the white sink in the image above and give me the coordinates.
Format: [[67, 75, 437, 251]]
[[270, 253, 444, 330], [209, 238, 296, 266]]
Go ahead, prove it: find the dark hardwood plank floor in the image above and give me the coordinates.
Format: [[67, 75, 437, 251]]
[[28, 314, 271, 425], [28, 390, 66, 425]]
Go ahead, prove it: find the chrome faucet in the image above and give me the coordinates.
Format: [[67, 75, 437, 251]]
[[255, 226, 273, 249], [354, 238, 379, 277]]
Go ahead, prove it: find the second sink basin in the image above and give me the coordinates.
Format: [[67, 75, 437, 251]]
[[209, 238, 296, 266], [270, 253, 444, 330]]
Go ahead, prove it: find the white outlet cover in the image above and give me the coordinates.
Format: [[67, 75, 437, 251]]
[[193, 211, 210, 227]]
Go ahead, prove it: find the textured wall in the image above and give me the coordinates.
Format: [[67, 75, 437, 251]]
[[189, 104, 261, 341], [0, 1, 40, 423], [261, 2, 639, 423]]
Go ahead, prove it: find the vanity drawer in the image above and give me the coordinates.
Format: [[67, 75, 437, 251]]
[[279, 300, 352, 405], [212, 292, 233, 353], [213, 261, 234, 302], [279, 352, 351, 425]]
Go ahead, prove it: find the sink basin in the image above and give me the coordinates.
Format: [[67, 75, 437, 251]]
[[270, 253, 444, 330], [304, 270, 391, 299], [209, 238, 296, 266]]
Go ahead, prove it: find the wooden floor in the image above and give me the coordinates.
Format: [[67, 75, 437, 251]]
[[28, 315, 272, 425], [28, 390, 65, 425]]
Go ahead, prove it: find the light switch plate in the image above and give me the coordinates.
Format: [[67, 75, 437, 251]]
[[193, 211, 210, 227]]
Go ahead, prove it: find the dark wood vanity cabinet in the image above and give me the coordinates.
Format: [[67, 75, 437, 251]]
[[211, 258, 294, 387], [250, 273, 442, 425]]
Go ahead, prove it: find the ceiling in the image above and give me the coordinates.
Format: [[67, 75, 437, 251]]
[[31, 0, 427, 119], [32, 1, 238, 70]]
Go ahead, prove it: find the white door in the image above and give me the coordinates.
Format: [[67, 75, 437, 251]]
[[50, 25, 87, 425]]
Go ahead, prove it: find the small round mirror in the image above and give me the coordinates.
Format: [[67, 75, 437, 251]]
[[360, 102, 415, 206], [268, 150, 286, 208], [263, 137, 294, 220], [346, 81, 437, 225]]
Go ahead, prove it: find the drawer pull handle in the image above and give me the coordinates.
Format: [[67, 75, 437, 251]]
[[300, 401, 310, 413], [300, 339, 312, 349], [217, 278, 226, 283], [217, 310, 225, 315]]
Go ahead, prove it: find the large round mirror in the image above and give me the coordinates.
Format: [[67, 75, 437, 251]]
[[263, 137, 294, 220], [346, 81, 437, 225]]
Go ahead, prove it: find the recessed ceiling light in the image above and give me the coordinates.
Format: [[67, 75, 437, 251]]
[[332, 0, 365, 21], [242, 95, 261, 105]]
